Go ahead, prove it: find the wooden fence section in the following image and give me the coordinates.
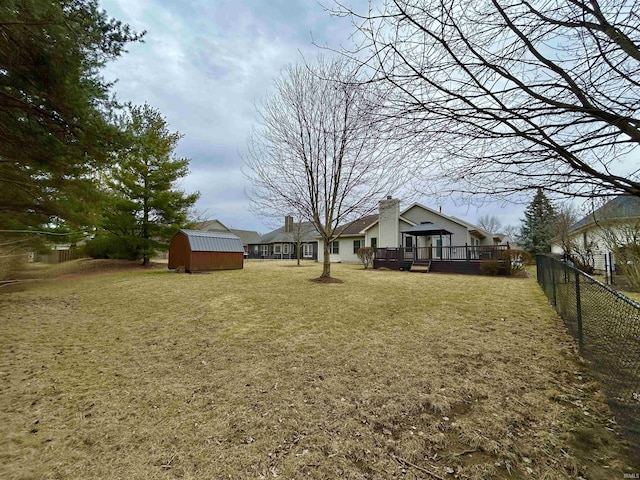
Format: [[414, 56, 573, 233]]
[[35, 248, 87, 264]]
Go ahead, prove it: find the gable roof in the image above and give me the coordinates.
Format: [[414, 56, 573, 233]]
[[195, 219, 230, 232], [334, 214, 379, 236], [179, 229, 244, 252], [255, 221, 319, 244], [570, 196, 640, 233], [229, 228, 261, 246], [195, 219, 260, 246], [450, 216, 499, 240], [361, 202, 470, 233]]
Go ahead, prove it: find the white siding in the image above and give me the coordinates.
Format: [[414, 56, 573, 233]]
[[326, 237, 365, 263], [401, 205, 470, 245], [365, 224, 379, 248], [378, 198, 400, 247]]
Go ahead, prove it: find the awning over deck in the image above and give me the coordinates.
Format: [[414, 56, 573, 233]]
[[401, 222, 452, 237]]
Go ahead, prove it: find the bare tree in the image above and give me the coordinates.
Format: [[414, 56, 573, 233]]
[[602, 219, 640, 289], [501, 224, 521, 242], [332, 0, 640, 200], [477, 214, 502, 234], [552, 203, 596, 272], [244, 58, 409, 278], [554, 204, 581, 256], [292, 217, 314, 266]]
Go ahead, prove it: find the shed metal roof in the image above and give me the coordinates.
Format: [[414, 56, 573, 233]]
[[179, 229, 244, 252]]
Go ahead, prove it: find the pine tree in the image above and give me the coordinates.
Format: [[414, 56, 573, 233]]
[[0, 0, 143, 232], [520, 188, 557, 254], [99, 104, 199, 265]]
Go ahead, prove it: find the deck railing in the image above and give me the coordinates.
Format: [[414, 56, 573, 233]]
[[374, 245, 509, 262]]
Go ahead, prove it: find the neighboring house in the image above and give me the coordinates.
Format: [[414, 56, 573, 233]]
[[196, 219, 261, 256], [248, 216, 319, 260], [317, 197, 500, 264], [197, 219, 230, 232], [551, 195, 640, 271]]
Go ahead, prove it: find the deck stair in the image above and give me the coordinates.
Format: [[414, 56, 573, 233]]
[[410, 260, 431, 273]]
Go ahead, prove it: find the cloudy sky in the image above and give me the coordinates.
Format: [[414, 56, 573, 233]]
[[100, 0, 525, 233]]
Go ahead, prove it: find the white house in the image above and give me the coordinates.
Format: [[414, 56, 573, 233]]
[[318, 197, 501, 264], [551, 195, 640, 271]]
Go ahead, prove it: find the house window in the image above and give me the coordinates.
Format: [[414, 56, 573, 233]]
[[261, 245, 269, 256], [303, 243, 313, 258], [583, 232, 588, 248], [353, 239, 361, 254], [371, 237, 377, 248], [274, 244, 281, 254], [283, 244, 290, 255], [331, 241, 339, 254]]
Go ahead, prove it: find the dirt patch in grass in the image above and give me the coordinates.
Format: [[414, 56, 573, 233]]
[[0, 261, 637, 479], [310, 276, 344, 284]]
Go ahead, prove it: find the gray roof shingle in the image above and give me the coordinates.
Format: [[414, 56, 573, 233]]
[[570, 196, 640, 232], [334, 214, 379, 236], [254, 222, 319, 244]]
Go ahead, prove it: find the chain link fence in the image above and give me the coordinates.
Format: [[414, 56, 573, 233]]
[[536, 255, 640, 458]]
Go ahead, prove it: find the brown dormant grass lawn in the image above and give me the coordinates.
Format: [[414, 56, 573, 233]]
[[1, 260, 637, 479]]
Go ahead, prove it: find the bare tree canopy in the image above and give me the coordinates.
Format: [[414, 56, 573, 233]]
[[332, 0, 640, 199], [244, 57, 409, 278], [477, 214, 502, 234]]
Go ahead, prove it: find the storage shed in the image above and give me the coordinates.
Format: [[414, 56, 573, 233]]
[[168, 229, 244, 272]]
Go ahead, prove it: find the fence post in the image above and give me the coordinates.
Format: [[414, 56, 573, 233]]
[[609, 251, 614, 284], [575, 269, 583, 352], [551, 259, 557, 307]]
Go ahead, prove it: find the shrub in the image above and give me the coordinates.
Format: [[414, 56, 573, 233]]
[[568, 250, 595, 275], [356, 247, 375, 269], [502, 249, 532, 276], [84, 235, 140, 260], [480, 259, 501, 276], [614, 243, 640, 290]]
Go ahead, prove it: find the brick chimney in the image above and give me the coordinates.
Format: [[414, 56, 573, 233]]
[[378, 196, 400, 248], [284, 215, 294, 233]]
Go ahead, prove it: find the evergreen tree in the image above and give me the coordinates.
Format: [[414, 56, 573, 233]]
[[520, 188, 557, 254], [0, 0, 143, 232], [98, 104, 199, 265]]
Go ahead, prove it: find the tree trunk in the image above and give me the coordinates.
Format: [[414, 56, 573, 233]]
[[142, 255, 150, 266], [297, 241, 301, 266], [321, 240, 331, 278]]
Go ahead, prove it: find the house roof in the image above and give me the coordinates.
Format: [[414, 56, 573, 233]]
[[229, 228, 261, 246], [334, 214, 379, 236], [570, 196, 640, 233], [361, 202, 473, 233], [255, 221, 319, 244], [401, 222, 453, 236], [179, 229, 244, 253], [195, 219, 230, 232], [195, 219, 260, 246], [450, 216, 498, 240]]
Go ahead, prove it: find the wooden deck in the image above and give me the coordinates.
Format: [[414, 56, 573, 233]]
[[373, 246, 510, 275]]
